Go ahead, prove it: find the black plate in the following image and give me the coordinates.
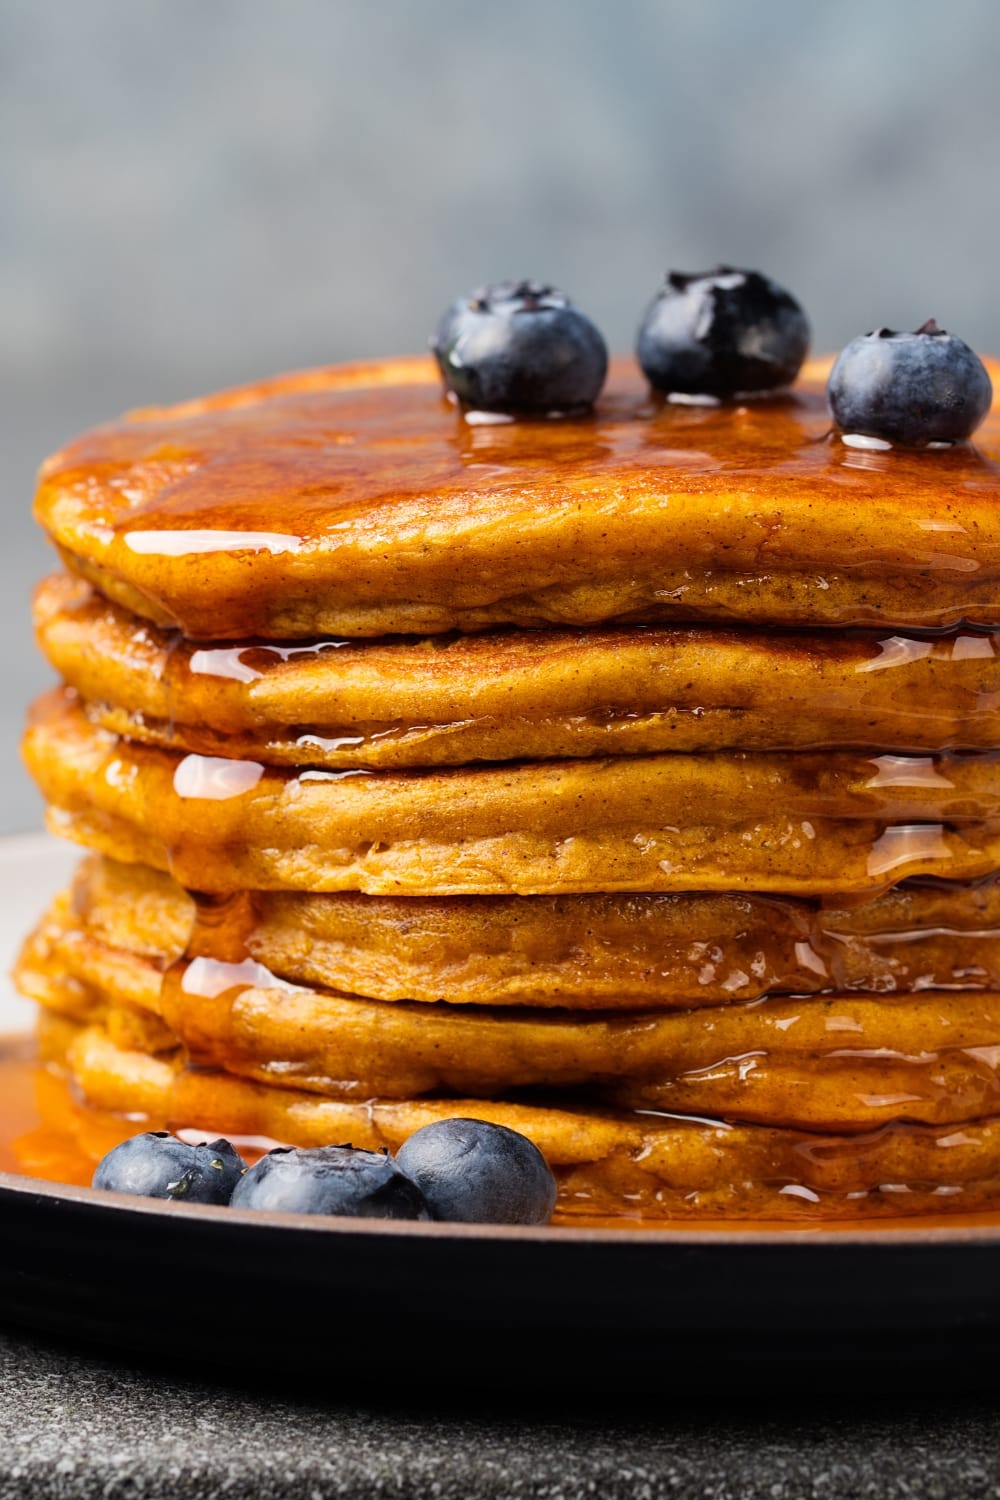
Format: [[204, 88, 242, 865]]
[[2, 1171, 999, 1396]]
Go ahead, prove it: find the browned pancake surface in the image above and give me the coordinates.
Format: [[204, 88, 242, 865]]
[[17, 884, 1000, 1135], [24, 350, 1000, 1226], [35, 356, 1000, 638], [36, 575, 1000, 765], [62, 854, 1000, 1009], [25, 690, 1000, 896], [36, 1013, 1000, 1221]]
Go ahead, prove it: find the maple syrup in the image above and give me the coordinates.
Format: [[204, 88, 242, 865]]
[[0, 1034, 277, 1188], [8, 1035, 1000, 1233], [50, 847, 1000, 1010], [18, 356, 1000, 1232], [26, 688, 1000, 902], [35, 574, 1000, 782], [0, 1035, 152, 1187], [34, 357, 1000, 639]]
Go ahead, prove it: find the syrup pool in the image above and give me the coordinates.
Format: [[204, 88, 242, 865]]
[[0, 1036, 279, 1188], [7, 1036, 1000, 1235]]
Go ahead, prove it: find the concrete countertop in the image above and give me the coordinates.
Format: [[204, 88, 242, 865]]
[[0, 1327, 997, 1499]]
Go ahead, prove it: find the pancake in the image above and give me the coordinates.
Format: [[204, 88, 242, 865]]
[[35, 356, 1000, 641], [18, 886, 1000, 1133], [67, 853, 1000, 1009], [35, 575, 1000, 767], [21, 345, 1000, 1225], [36, 1013, 1000, 1221], [25, 690, 1000, 897]]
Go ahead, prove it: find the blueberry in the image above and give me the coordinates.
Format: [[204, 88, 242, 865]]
[[92, 1132, 247, 1204], [229, 1145, 430, 1220], [827, 321, 993, 447], [636, 265, 810, 398], [396, 1118, 558, 1225], [431, 280, 608, 413]]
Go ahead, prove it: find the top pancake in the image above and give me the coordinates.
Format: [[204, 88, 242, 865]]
[[35, 355, 1000, 640]]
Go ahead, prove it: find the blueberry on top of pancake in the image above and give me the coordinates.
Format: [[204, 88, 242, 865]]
[[431, 279, 608, 413], [637, 265, 810, 397], [828, 320, 993, 447], [33, 356, 1000, 639]]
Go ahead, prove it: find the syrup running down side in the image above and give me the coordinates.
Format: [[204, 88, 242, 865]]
[[26, 688, 1000, 899], [34, 356, 1000, 637], [34, 574, 1000, 768], [16, 859, 1000, 1222], [9, 1037, 1000, 1233], [18, 350, 1000, 1231], [0, 1036, 272, 1189], [27, 891, 1000, 1135]]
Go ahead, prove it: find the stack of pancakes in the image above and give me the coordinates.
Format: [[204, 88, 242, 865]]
[[16, 354, 1000, 1220]]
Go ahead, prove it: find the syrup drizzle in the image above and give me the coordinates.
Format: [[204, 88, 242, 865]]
[[36, 577, 1000, 767], [58, 867, 1000, 1136], [20, 366, 1000, 1223], [8, 1036, 1000, 1227], [35, 362, 1000, 639], [28, 688, 1000, 901]]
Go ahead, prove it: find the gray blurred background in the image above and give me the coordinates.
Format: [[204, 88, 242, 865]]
[[3, 0, 1000, 831]]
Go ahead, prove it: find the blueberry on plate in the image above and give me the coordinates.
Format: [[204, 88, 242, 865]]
[[230, 1145, 430, 1220], [431, 280, 608, 414], [827, 320, 993, 447], [636, 265, 810, 399], [396, 1118, 558, 1225], [92, 1132, 247, 1205]]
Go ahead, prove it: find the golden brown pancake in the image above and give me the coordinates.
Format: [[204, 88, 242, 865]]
[[65, 853, 1000, 1009], [36, 1012, 1000, 1221], [17, 886, 1000, 1134], [25, 690, 1000, 897], [35, 356, 1000, 640], [36, 574, 1000, 765], [21, 347, 1000, 1225]]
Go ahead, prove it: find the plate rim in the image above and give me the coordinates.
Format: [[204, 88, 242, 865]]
[[5, 1167, 1000, 1248]]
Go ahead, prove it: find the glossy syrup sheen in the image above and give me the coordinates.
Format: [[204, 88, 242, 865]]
[[9, 1038, 1000, 1233], [43, 359, 1000, 544], [27, 687, 1000, 899], [114, 615, 1000, 759], [0, 1036, 273, 1189], [35, 575, 1000, 765], [23, 876, 1000, 1133], [34, 356, 1000, 638], [169, 871, 1000, 1005], [161, 955, 1000, 1132], [56, 851, 1000, 1011]]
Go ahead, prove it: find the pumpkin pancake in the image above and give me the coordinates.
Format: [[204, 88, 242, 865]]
[[35, 356, 1000, 641], [17, 887, 1000, 1134], [65, 854, 1000, 1009], [21, 343, 1000, 1226], [34, 1013, 1000, 1221], [24, 690, 1000, 897], [35, 575, 1000, 766]]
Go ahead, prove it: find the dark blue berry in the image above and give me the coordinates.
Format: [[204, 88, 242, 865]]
[[827, 321, 993, 447], [92, 1132, 246, 1204], [637, 266, 810, 398], [431, 281, 608, 413], [396, 1118, 557, 1225], [229, 1145, 430, 1220]]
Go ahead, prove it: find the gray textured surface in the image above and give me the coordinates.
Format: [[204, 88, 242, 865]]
[[0, 1329, 998, 1499], [4, 1, 1000, 832]]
